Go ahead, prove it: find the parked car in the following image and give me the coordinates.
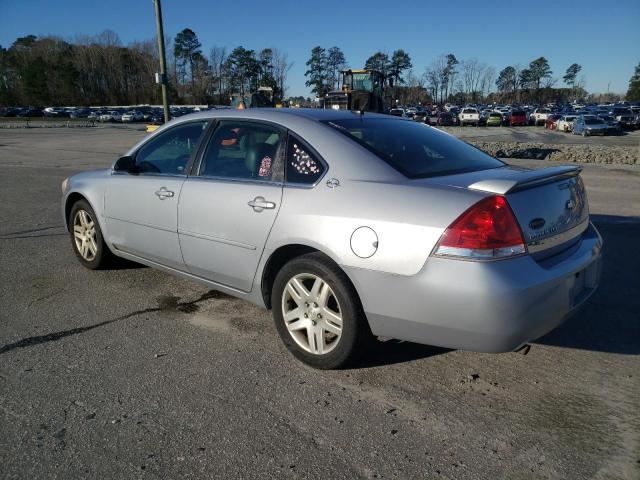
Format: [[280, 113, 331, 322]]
[[412, 110, 429, 124], [122, 110, 144, 122], [61, 109, 602, 369], [459, 108, 480, 126], [557, 115, 577, 133], [436, 112, 455, 126], [597, 115, 621, 134], [69, 108, 91, 119], [43, 107, 69, 118], [99, 111, 122, 122], [509, 110, 527, 126], [448, 107, 461, 125], [530, 108, 551, 126], [388, 108, 405, 117], [544, 114, 562, 130], [16, 107, 43, 117], [573, 116, 608, 136], [610, 107, 635, 129], [486, 112, 503, 127]]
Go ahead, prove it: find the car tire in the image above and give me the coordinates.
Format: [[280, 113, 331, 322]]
[[272, 252, 374, 369], [69, 199, 115, 270]]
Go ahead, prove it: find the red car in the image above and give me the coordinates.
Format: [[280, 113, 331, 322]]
[[509, 110, 527, 126], [545, 114, 562, 130]]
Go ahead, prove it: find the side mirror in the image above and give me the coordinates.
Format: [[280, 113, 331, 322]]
[[113, 155, 136, 173]]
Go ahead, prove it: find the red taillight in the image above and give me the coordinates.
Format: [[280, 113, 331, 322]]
[[434, 195, 526, 260]]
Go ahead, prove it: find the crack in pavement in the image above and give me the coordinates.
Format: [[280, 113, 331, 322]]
[[0, 290, 220, 356]]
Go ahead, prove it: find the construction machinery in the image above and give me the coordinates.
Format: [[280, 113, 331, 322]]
[[324, 69, 385, 113]]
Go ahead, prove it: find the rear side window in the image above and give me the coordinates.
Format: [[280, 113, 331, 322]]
[[199, 121, 284, 181], [323, 118, 504, 179], [286, 135, 325, 184]]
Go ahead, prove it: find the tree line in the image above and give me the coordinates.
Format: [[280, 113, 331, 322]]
[[304, 47, 637, 105], [1, 29, 637, 107], [0, 29, 293, 107]]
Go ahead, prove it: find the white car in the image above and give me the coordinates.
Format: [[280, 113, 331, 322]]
[[459, 108, 480, 126], [99, 111, 122, 122], [122, 111, 144, 122], [530, 108, 551, 126], [557, 115, 578, 133]]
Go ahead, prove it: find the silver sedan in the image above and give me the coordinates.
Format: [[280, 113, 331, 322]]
[[61, 109, 603, 369]]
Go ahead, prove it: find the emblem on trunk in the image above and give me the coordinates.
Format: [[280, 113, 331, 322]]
[[529, 218, 546, 230], [566, 199, 576, 210]]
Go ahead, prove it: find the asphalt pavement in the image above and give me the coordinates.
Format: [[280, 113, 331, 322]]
[[0, 127, 638, 479]]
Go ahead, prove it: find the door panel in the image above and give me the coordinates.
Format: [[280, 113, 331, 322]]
[[178, 178, 282, 291], [178, 119, 286, 292], [104, 175, 186, 268], [103, 120, 209, 269]]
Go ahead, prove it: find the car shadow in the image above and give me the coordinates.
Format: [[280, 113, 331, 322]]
[[351, 340, 451, 369], [535, 216, 640, 355]]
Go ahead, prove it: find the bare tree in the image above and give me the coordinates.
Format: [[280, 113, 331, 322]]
[[210, 46, 227, 103], [272, 48, 293, 99]]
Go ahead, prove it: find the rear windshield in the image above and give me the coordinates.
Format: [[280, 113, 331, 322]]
[[585, 118, 604, 125], [462, 109, 477, 114], [323, 118, 504, 179], [511, 111, 525, 116]]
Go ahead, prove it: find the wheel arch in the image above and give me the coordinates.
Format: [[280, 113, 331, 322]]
[[260, 243, 362, 311], [64, 191, 104, 233], [64, 192, 89, 230]]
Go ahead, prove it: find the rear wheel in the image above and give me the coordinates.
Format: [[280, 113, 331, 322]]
[[69, 199, 114, 269], [272, 252, 373, 369]]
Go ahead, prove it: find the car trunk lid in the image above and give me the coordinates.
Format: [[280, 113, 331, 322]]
[[426, 165, 589, 259]]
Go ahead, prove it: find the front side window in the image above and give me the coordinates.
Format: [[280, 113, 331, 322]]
[[135, 121, 208, 175], [199, 121, 284, 181], [286, 135, 325, 184]]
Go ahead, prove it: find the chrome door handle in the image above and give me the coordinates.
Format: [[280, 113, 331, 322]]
[[154, 187, 174, 200], [248, 196, 276, 212]]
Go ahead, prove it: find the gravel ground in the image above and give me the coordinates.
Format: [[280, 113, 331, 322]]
[[0, 128, 639, 479]]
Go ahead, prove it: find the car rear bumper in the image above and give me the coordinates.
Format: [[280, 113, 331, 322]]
[[347, 222, 603, 353]]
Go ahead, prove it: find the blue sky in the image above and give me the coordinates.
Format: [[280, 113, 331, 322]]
[[1, 0, 638, 97]]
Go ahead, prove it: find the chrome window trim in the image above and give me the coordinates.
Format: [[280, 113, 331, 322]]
[[186, 174, 283, 188]]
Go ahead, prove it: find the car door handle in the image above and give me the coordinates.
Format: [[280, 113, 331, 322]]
[[154, 187, 174, 200], [248, 196, 276, 212]]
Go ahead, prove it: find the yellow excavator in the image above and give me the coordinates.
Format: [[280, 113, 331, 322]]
[[324, 69, 386, 113]]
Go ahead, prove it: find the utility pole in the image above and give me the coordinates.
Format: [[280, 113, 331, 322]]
[[153, 0, 170, 123]]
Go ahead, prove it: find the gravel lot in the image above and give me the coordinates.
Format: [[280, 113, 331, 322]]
[[1, 128, 639, 479]]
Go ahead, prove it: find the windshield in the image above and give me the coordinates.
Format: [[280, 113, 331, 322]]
[[323, 118, 504, 178]]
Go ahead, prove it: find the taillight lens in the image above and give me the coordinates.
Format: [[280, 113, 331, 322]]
[[433, 195, 526, 260]]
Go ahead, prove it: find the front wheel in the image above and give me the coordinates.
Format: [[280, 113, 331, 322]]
[[272, 253, 373, 369], [69, 199, 114, 269]]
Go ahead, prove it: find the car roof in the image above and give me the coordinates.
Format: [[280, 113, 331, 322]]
[[176, 107, 397, 124]]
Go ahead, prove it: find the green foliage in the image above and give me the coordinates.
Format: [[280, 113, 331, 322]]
[[496, 66, 517, 94], [304, 46, 329, 96], [563, 63, 582, 86], [527, 57, 552, 91], [626, 62, 640, 101], [389, 49, 412, 86], [365, 52, 390, 77]]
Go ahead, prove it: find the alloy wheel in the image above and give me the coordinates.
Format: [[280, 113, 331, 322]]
[[73, 209, 97, 261], [281, 273, 343, 355]]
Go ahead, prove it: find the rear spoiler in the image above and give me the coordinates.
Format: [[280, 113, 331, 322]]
[[468, 166, 583, 195]]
